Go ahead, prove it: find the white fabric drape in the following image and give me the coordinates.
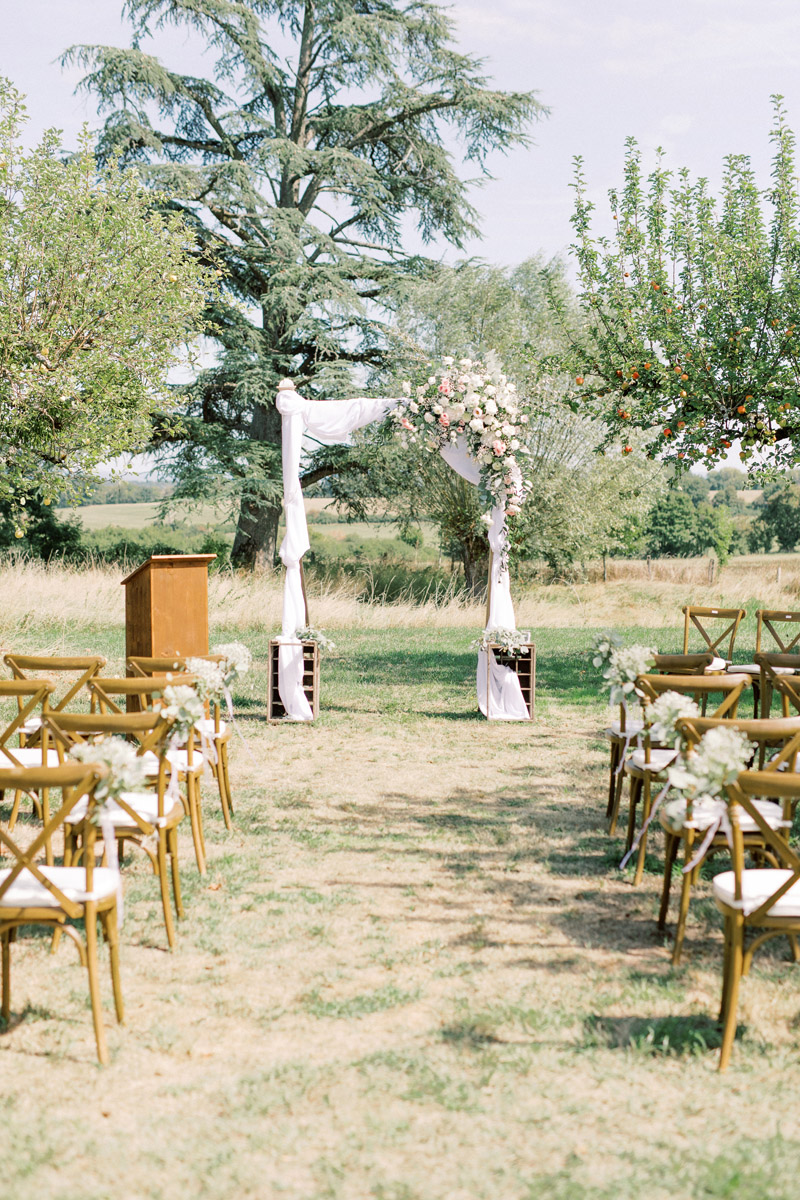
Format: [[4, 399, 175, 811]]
[[276, 384, 529, 721]]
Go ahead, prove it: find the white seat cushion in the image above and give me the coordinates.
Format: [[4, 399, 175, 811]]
[[20, 716, 43, 734], [704, 657, 729, 673], [195, 717, 228, 738], [64, 790, 180, 829], [660, 797, 783, 835], [0, 748, 62, 769], [713, 868, 800, 917], [0, 865, 119, 909], [628, 747, 678, 772], [140, 749, 203, 776], [605, 720, 644, 739], [726, 664, 797, 676]]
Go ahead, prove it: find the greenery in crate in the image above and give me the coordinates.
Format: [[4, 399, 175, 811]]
[[472, 628, 532, 657]]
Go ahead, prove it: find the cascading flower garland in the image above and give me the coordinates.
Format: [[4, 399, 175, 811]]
[[392, 353, 533, 522]]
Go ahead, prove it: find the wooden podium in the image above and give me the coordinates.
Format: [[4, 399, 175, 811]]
[[122, 554, 216, 661]]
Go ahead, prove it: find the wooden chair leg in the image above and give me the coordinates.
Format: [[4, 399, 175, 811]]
[[625, 777, 642, 854], [1, 929, 10, 1023], [719, 919, 744, 1071], [157, 832, 177, 949], [217, 743, 233, 829], [220, 743, 233, 817], [84, 905, 109, 1065], [101, 908, 124, 1024], [606, 743, 620, 818], [186, 776, 206, 875], [633, 775, 652, 887], [608, 761, 626, 836], [658, 833, 679, 929], [168, 827, 184, 919], [672, 837, 694, 965], [8, 790, 22, 832]]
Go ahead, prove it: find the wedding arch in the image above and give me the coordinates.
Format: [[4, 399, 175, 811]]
[[274, 365, 531, 723]]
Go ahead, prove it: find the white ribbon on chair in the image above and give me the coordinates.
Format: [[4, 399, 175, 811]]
[[276, 383, 529, 721]]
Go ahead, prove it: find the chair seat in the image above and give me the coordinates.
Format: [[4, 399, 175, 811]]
[[195, 717, 228, 738], [0, 748, 62, 769], [628, 747, 678, 773], [704, 657, 729, 673], [713, 868, 800, 918], [660, 797, 783, 836], [0, 865, 119, 909], [141, 749, 203, 776], [20, 716, 43, 735], [726, 664, 797, 676], [65, 790, 183, 830], [604, 720, 644, 739]]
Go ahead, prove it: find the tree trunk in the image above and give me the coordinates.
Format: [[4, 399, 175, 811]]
[[230, 397, 283, 571], [462, 550, 489, 597]]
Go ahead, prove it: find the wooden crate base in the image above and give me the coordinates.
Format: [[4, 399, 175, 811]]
[[267, 640, 320, 720], [484, 644, 535, 720]]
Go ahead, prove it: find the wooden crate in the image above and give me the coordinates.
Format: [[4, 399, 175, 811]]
[[485, 643, 535, 720], [267, 640, 320, 721]]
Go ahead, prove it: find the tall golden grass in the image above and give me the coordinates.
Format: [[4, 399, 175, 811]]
[[0, 554, 796, 635]]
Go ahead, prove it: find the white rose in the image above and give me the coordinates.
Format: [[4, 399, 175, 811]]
[[507, 382, 516, 392], [428, 376, 436, 385], [511, 439, 520, 450], [401, 381, 411, 395], [409, 401, 419, 413], [432, 404, 443, 415], [469, 418, 484, 432], [520, 415, 529, 424], [459, 358, 473, 369], [502, 423, 515, 437], [424, 412, 435, 424], [504, 456, 516, 467], [484, 399, 498, 416], [443, 356, 454, 366], [451, 403, 466, 418], [485, 385, 496, 396]]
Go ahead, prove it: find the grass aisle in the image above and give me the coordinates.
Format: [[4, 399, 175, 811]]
[[4, 627, 800, 1199]]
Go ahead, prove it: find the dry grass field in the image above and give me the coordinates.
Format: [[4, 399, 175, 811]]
[[1, 560, 800, 1198]]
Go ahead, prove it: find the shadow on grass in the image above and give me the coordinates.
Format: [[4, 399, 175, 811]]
[[583, 1012, 729, 1056]]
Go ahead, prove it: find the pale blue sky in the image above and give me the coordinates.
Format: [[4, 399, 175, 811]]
[[3, 0, 800, 268]]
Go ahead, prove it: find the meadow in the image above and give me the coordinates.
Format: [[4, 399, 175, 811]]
[[2, 559, 800, 1199]]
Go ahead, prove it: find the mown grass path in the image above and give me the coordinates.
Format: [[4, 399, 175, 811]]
[[3, 627, 800, 1199]]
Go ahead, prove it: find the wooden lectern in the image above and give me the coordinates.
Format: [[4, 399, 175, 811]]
[[122, 554, 216, 661]]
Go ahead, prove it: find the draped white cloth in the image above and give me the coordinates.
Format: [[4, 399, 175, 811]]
[[276, 382, 529, 721]]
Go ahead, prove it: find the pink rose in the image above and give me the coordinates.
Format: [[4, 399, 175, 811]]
[[492, 440, 506, 456], [439, 413, 450, 427], [400, 417, 413, 429], [438, 380, 452, 395]]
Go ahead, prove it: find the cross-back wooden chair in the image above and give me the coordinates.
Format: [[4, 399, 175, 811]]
[[0, 762, 121, 1064], [716, 769, 800, 1069], [682, 606, 746, 672], [43, 710, 185, 950], [604, 655, 714, 832], [657, 718, 800, 964], [3, 655, 106, 742], [617, 673, 752, 886], [0, 679, 61, 853], [724, 612, 800, 715], [755, 654, 800, 720], [85, 677, 208, 874], [126, 655, 233, 832]]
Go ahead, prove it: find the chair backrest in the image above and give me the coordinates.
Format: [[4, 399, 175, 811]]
[[755, 610, 800, 655], [0, 764, 106, 917], [127, 654, 224, 677], [725, 772, 800, 921], [87, 676, 184, 716], [675, 715, 800, 769], [652, 653, 714, 675], [682, 606, 745, 660], [4, 654, 106, 714], [759, 665, 800, 719], [637, 673, 751, 720], [0, 679, 55, 766]]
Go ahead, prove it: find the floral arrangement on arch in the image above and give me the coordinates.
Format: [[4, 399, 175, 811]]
[[391, 353, 532, 521]]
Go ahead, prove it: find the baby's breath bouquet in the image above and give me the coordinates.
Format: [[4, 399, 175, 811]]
[[602, 644, 658, 706], [591, 630, 624, 672], [663, 726, 754, 833], [211, 642, 253, 688], [472, 627, 531, 656], [70, 737, 148, 818], [161, 684, 204, 746], [294, 626, 336, 653], [647, 691, 701, 749], [185, 657, 227, 703]]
